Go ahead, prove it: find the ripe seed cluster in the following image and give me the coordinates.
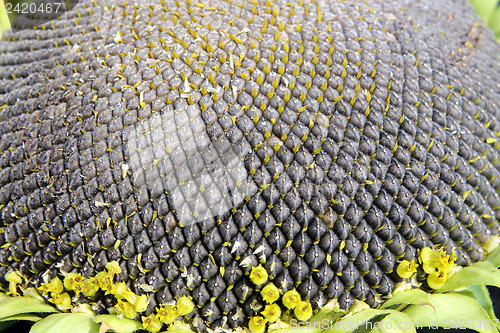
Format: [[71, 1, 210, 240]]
[[0, 0, 499, 332]]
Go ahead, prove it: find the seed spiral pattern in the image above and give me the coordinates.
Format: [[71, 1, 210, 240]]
[[0, 0, 499, 331]]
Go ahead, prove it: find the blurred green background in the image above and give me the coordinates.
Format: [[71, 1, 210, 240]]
[[470, 0, 500, 40], [0, 0, 11, 32], [0, 0, 499, 39]]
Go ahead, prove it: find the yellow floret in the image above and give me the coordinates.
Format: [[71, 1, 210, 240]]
[[294, 300, 313, 321], [249, 316, 267, 333], [250, 265, 269, 285], [282, 289, 301, 309], [260, 283, 280, 304]]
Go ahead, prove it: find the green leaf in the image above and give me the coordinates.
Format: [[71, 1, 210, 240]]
[[468, 285, 497, 320], [351, 314, 388, 333], [0, 296, 57, 320], [372, 311, 416, 333], [30, 313, 99, 333], [310, 303, 346, 324], [321, 310, 413, 333], [94, 315, 142, 333], [0, 313, 42, 322], [437, 262, 500, 292], [322, 309, 391, 333], [22, 288, 46, 303], [485, 245, 500, 267], [403, 292, 497, 333], [380, 289, 431, 309]]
